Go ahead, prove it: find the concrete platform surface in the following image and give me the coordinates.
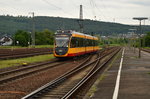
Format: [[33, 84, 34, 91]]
[[86, 47, 150, 99]]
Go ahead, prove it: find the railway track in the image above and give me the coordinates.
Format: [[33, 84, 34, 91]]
[[0, 59, 59, 85], [22, 47, 120, 99], [0, 48, 53, 60], [62, 48, 120, 99], [0, 55, 91, 85], [0, 58, 82, 85], [142, 48, 150, 53]]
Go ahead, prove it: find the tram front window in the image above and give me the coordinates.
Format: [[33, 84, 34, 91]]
[[55, 37, 69, 47]]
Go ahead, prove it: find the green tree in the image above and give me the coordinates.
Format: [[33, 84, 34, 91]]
[[35, 29, 54, 45], [144, 32, 150, 47], [1, 15, 150, 36], [13, 30, 31, 46]]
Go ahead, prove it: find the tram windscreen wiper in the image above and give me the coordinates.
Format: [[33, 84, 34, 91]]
[[55, 37, 69, 47], [61, 41, 68, 47]]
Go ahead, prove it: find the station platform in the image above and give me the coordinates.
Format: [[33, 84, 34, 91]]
[[85, 47, 150, 99]]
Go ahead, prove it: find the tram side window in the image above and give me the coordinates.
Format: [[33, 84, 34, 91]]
[[71, 37, 94, 48], [87, 39, 98, 46], [88, 39, 90, 46], [71, 37, 84, 48], [83, 38, 86, 47], [93, 40, 95, 46], [94, 40, 97, 46], [95, 40, 97, 46], [79, 38, 84, 47], [70, 37, 76, 48], [90, 39, 93, 46], [86, 39, 89, 46], [93, 40, 96, 46], [91, 40, 93, 46], [77, 38, 80, 47], [96, 41, 98, 46], [77, 38, 84, 47], [87, 39, 92, 46], [80, 38, 83, 47]]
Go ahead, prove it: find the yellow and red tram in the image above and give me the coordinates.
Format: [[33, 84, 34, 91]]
[[53, 30, 100, 57]]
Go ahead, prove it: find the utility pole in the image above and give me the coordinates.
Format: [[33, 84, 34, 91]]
[[133, 17, 148, 58], [30, 12, 35, 47], [78, 5, 84, 33]]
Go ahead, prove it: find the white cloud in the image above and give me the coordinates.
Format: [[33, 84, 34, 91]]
[[0, 0, 149, 25]]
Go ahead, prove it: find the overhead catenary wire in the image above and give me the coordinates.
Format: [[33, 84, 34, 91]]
[[41, 0, 62, 10], [1, 0, 144, 25], [89, 0, 96, 19], [99, 0, 113, 19], [88, 0, 128, 23], [0, 2, 23, 16], [41, 0, 75, 18], [89, 0, 108, 21]]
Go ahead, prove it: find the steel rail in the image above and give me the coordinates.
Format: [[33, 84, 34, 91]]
[[22, 55, 92, 99], [0, 59, 58, 76], [141, 48, 150, 53], [0, 55, 91, 85], [0, 62, 63, 85], [62, 48, 121, 99], [0, 51, 52, 60], [22, 47, 118, 99]]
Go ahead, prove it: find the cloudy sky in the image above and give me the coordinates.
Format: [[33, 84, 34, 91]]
[[0, 0, 150, 25]]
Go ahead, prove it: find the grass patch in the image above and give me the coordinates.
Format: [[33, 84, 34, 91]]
[[109, 44, 121, 46], [0, 46, 24, 49], [87, 74, 106, 97], [87, 86, 97, 97], [99, 44, 122, 49], [143, 47, 150, 48], [34, 45, 54, 48], [148, 72, 150, 74], [0, 54, 54, 69], [130, 56, 138, 59]]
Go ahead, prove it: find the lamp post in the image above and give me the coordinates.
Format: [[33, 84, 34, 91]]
[[133, 17, 148, 58]]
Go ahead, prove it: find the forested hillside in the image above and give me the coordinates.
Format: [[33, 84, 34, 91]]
[[0, 15, 150, 37]]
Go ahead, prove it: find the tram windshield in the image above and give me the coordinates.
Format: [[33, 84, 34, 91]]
[[55, 37, 69, 47]]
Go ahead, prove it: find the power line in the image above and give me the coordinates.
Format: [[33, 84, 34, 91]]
[[88, 0, 108, 21], [89, 0, 96, 19], [0, 2, 22, 15], [99, 0, 114, 19], [41, 0, 62, 10], [41, 0, 74, 17]]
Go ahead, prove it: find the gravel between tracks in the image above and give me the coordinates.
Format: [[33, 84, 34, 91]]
[[0, 55, 94, 99]]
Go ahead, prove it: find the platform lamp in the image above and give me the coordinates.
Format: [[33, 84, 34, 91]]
[[133, 17, 148, 58]]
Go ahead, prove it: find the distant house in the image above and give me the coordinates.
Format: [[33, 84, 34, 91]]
[[0, 36, 13, 46]]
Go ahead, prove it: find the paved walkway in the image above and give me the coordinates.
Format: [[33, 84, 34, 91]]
[[86, 47, 150, 99]]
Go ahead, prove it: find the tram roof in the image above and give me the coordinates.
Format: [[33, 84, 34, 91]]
[[56, 30, 98, 40]]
